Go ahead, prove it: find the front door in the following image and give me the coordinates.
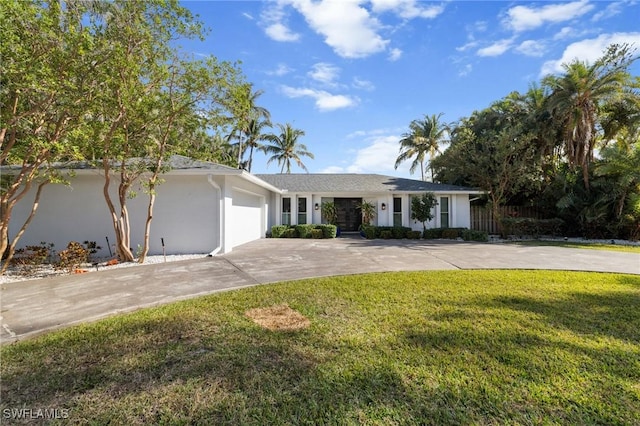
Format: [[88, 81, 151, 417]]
[[335, 198, 362, 231]]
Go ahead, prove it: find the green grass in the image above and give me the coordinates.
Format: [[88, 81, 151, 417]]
[[509, 240, 640, 253], [2, 270, 639, 425]]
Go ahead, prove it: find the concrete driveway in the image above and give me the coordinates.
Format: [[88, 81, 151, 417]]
[[1, 237, 639, 344]]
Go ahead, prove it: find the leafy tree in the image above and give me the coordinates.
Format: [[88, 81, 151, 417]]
[[263, 123, 314, 173], [543, 44, 638, 189], [432, 97, 542, 229], [80, 0, 245, 262], [395, 113, 448, 181], [0, 0, 96, 272], [410, 192, 437, 234]]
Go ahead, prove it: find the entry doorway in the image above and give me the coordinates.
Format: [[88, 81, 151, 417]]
[[334, 198, 362, 231]]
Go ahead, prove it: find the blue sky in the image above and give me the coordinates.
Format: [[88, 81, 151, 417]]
[[180, 0, 640, 178]]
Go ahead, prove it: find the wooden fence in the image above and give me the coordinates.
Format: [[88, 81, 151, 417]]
[[470, 206, 542, 234]]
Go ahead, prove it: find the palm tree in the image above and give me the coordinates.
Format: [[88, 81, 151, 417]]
[[394, 113, 448, 181], [543, 44, 637, 189], [230, 85, 271, 169], [243, 118, 272, 172], [263, 123, 314, 173]]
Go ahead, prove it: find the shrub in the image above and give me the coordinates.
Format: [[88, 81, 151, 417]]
[[373, 226, 411, 239], [424, 228, 466, 239], [381, 230, 392, 239], [316, 224, 337, 239], [442, 228, 466, 239], [361, 225, 376, 239], [311, 229, 323, 239], [271, 225, 289, 238], [283, 228, 297, 238], [407, 230, 422, 239], [500, 218, 564, 238], [11, 242, 55, 275], [462, 229, 488, 242], [423, 228, 443, 239], [295, 224, 315, 239], [56, 241, 90, 273]]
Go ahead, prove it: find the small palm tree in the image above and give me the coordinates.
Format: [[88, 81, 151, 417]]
[[263, 123, 314, 173], [395, 113, 448, 181]]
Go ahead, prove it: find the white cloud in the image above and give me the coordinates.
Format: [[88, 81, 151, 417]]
[[515, 40, 546, 57], [456, 41, 478, 52], [281, 85, 359, 111], [320, 165, 349, 173], [286, 0, 388, 58], [323, 130, 415, 176], [261, 2, 300, 42], [242, 12, 254, 20], [370, 0, 445, 19], [265, 22, 300, 42], [503, 0, 594, 32], [458, 63, 472, 77], [341, 136, 404, 174], [477, 38, 514, 57], [308, 62, 340, 85], [540, 32, 640, 76], [553, 27, 575, 40], [592, 1, 630, 21], [352, 77, 375, 91], [266, 63, 294, 76], [388, 47, 403, 61]]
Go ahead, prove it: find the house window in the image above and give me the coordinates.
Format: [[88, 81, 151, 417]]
[[393, 197, 402, 227], [440, 196, 449, 228], [298, 197, 307, 224], [282, 197, 291, 225]]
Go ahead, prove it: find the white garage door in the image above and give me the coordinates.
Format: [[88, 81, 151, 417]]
[[231, 190, 263, 248]]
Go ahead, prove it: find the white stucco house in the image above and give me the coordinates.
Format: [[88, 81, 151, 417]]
[[5, 156, 482, 257]]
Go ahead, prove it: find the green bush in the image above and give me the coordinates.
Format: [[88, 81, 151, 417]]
[[424, 228, 466, 239], [381, 230, 392, 239], [462, 229, 488, 242], [271, 225, 289, 238], [316, 224, 337, 239], [407, 230, 422, 239], [423, 228, 443, 239], [283, 228, 297, 238], [361, 225, 377, 239], [271, 224, 337, 239], [373, 226, 411, 239], [500, 218, 564, 238], [295, 224, 315, 239]]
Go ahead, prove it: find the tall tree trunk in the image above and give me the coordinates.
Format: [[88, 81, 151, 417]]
[[102, 164, 135, 262], [0, 180, 49, 274]]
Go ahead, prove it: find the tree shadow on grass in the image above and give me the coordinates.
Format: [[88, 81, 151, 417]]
[[1, 308, 437, 424]]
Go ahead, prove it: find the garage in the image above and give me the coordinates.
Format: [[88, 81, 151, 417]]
[[231, 189, 265, 248]]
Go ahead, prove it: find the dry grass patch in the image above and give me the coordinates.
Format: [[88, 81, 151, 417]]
[[245, 303, 310, 331]]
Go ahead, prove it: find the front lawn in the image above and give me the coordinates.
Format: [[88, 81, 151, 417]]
[[1, 271, 639, 424], [509, 239, 640, 253]]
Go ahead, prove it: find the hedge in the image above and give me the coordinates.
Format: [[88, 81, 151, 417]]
[[423, 227, 488, 242], [270, 224, 337, 239], [500, 218, 564, 238]]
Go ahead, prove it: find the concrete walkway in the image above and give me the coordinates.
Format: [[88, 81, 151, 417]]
[[1, 238, 638, 344]]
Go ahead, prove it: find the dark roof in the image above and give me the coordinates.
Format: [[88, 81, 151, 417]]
[[255, 173, 480, 193]]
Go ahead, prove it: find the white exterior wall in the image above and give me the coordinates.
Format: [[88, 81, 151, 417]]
[[9, 173, 220, 257], [9, 170, 276, 257]]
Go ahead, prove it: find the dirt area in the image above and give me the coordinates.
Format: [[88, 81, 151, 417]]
[[245, 304, 311, 331]]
